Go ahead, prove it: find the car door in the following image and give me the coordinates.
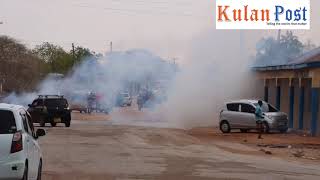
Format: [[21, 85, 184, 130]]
[[20, 110, 36, 178], [28, 99, 43, 123], [225, 103, 241, 128], [239, 103, 256, 128], [26, 111, 40, 179], [20, 110, 37, 179]]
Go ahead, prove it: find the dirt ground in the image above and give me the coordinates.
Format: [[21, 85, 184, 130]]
[[188, 127, 320, 162], [39, 107, 320, 180]]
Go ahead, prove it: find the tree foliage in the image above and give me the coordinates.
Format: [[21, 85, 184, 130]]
[[255, 31, 312, 66], [33, 42, 74, 74], [72, 46, 94, 64], [0, 36, 96, 92], [0, 36, 45, 92]]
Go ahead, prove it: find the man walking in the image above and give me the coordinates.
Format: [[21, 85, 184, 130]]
[[255, 100, 264, 139]]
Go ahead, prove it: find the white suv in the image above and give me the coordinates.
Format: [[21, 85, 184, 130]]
[[0, 104, 46, 180]]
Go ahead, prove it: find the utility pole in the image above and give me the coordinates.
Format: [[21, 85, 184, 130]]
[[239, 30, 245, 61], [277, 29, 281, 42], [110, 41, 113, 53], [0, 78, 5, 94], [0, 80, 2, 94], [172, 57, 177, 65], [72, 43, 76, 59], [172, 57, 178, 73], [72, 43, 76, 67]]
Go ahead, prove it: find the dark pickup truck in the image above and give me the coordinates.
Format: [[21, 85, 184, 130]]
[[28, 95, 72, 127]]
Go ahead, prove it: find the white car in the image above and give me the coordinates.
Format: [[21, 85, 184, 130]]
[[117, 93, 132, 106], [219, 100, 288, 133], [0, 104, 46, 180]]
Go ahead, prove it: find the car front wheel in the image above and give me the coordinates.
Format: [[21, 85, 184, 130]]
[[220, 121, 231, 133], [262, 122, 270, 133]]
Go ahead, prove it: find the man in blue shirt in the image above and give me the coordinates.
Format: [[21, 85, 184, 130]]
[[255, 100, 264, 139]]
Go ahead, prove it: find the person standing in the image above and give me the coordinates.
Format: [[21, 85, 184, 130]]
[[255, 100, 264, 139], [137, 93, 144, 111], [87, 92, 95, 114]]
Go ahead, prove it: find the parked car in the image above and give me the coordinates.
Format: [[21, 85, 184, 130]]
[[116, 92, 132, 107], [0, 103, 46, 180], [70, 103, 87, 113], [68, 92, 88, 113], [28, 95, 71, 127], [219, 100, 288, 133]]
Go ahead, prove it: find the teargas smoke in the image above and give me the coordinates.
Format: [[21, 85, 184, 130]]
[[160, 30, 256, 129], [4, 31, 256, 129], [4, 49, 177, 111]]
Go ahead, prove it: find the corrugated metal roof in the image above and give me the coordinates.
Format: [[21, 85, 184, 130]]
[[253, 47, 320, 71]]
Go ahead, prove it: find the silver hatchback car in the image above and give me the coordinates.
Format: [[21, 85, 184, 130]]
[[219, 100, 288, 133]]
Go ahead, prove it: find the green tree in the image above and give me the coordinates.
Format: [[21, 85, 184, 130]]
[[33, 42, 74, 74], [0, 36, 45, 92], [72, 46, 95, 65], [280, 31, 304, 55], [255, 31, 306, 66], [303, 39, 316, 52]]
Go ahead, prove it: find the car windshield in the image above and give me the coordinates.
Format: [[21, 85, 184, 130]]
[[44, 99, 68, 107], [0, 110, 17, 134], [253, 102, 278, 112]]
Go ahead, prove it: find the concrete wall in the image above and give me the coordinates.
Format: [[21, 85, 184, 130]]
[[255, 66, 320, 136], [293, 79, 300, 129], [280, 79, 289, 113], [263, 78, 320, 135], [304, 79, 312, 131], [268, 79, 276, 105]]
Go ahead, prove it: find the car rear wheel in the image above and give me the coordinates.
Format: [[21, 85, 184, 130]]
[[220, 121, 231, 133], [39, 120, 45, 127], [65, 121, 71, 127], [240, 129, 248, 133], [50, 122, 57, 127], [37, 160, 42, 180], [280, 128, 288, 133]]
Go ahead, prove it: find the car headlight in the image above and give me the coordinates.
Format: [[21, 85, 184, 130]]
[[265, 115, 274, 120]]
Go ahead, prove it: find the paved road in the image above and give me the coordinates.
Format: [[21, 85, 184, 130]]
[[39, 120, 320, 180]]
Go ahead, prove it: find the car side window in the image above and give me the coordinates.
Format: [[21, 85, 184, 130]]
[[26, 111, 35, 136], [268, 103, 278, 112], [32, 99, 43, 106], [241, 104, 255, 113], [32, 100, 39, 106], [20, 112, 30, 133], [227, 103, 240, 112]]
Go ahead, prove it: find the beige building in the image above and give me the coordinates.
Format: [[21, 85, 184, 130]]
[[254, 48, 320, 136]]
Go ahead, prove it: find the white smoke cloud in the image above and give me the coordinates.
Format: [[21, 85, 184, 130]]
[[4, 30, 257, 129], [161, 29, 255, 129], [4, 49, 176, 109]]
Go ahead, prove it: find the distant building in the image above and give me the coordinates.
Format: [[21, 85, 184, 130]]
[[253, 47, 320, 136]]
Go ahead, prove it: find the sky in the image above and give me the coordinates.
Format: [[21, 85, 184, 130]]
[[0, 0, 319, 63]]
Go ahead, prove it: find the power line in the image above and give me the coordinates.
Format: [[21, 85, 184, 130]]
[[107, 0, 196, 8], [70, 3, 206, 18]]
